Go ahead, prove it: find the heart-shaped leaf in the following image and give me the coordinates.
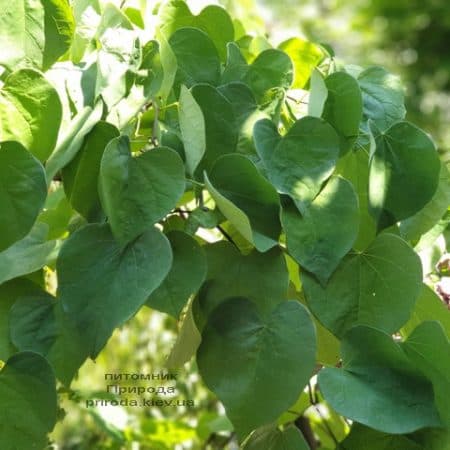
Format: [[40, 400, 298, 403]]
[[303, 233, 422, 338], [99, 136, 185, 245], [319, 326, 442, 434], [146, 231, 207, 318], [244, 424, 310, 450], [282, 175, 359, 284], [0, 141, 47, 251], [0, 352, 57, 450], [57, 223, 172, 357], [197, 298, 316, 438], [256, 116, 340, 212]]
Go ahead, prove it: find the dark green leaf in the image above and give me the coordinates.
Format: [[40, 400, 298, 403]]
[[322, 72, 362, 153], [369, 121, 441, 228], [206, 154, 281, 252], [200, 242, 289, 317], [0, 141, 47, 251], [303, 233, 422, 337], [257, 116, 340, 212], [146, 231, 207, 318], [198, 298, 316, 438], [319, 326, 442, 433], [63, 121, 119, 221], [0, 351, 57, 450], [99, 137, 185, 245], [57, 223, 172, 357], [282, 176, 359, 284]]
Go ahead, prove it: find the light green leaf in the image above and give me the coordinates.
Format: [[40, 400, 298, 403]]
[[179, 85, 206, 175], [159, 1, 234, 61], [282, 176, 359, 284], [0, 352, 57, 450], [308, 69, 328, 118], [99, 137, 185, 245], [322, 71, 362, 153], [169, 27, 221, 88], [278, 37, 323, 89], [357, 66, 406, 131], [0, 0, 74, 71], [0, 141, 47, 251], [303, 233, 423, 338], [244, 49, 294, 102], [0, 222, 56, 284], [38, 185, 72, 239], [197, 298, 316, 438], [206, 154, 281, 252], [46, 101, 103, 181], [166, 298, 201, 369], [0, 69, 62, 161], [319, 326, 442, 433], [336, 148, 377, 251], [257, 116, 340, 212], [369, 121, 441, 228], [62, 121, 119, 221], [200, 241, 289, 317], [146, 231, 207, 318], [244, 424, 310, 450], [57, 223, 172, 357]]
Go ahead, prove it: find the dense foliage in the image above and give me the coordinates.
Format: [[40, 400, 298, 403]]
[[0, 0, 449, 449]]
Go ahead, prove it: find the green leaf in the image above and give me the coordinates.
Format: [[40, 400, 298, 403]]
[[169, 27, 221, 88], [0, 278, 42, 361], [257, 116, 340, 212], [156, 28, 177, 102], [0, 352, 57, 450], [45, 101, 103, 181], [342, 423, 423, 450], [62, 121, 119, 221], [179, 85, 206, 175], [0, 69, 62, 161], [400, 162, 450, 242], [99, 137, 185, 245], [200, 242, 289, 317], [166, 298, 201, 369], [0, 141, 47, 251], [402, 321, 450, 427], [205, 154, 281, 252], [402, 284, 450, 339], [197, 298, 316, 438], [253, 119, 281, 162], [308, 69, 328, 118], [244, 424, 310, 450], [336, 148, 377, 251], [322, 72, 362, 153], [278, 37, 323, 89], [191, 84, 238, 173], [282, 176, 359, 284], [57, 223, 172, 357], [222, 42, 249, 84], [159, 1, 234, 61], [303, 233, 422, 338], [0, 0, 74, 71], [243, 49, 293, 102], [369, 121, 441, 228], [146, 231, 207, 318], [0, 223, 56, 285], [9, 288, 88, 386], [318, 326, 442, 433], [357, 66, 406, 131]]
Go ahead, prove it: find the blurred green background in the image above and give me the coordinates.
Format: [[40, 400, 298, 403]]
[[51, 1, 450, 448]]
